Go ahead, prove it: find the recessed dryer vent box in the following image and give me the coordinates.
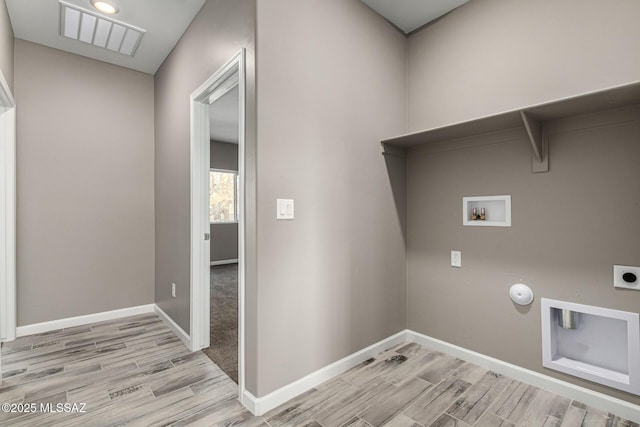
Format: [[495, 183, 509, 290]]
[[541, 299, 640, 395]]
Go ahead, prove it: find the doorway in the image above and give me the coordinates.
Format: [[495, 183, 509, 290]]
[[0, 70, 16, 376], [189, 50, 246, 395], [205, 84, 241, 382]]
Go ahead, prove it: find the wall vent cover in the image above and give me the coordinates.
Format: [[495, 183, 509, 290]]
[[59, 1, 146, 57]]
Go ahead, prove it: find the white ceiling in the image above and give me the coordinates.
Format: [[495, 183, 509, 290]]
[[5, 0, 206, 74], [5, 0, 469, 73], [360, 0, 470, 34], [210, 85, 239, 144]]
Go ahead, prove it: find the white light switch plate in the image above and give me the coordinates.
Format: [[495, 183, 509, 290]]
[[451, 251, 461, 268], [277, 199, 294, 220]]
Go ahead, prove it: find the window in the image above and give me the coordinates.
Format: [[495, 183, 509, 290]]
[[210, 170, 238, 223]]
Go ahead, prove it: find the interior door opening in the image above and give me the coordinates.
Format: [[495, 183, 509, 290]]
[[0, 70, 17, 377], [189, 49, 246, 397], [204, 84, 241, 384]]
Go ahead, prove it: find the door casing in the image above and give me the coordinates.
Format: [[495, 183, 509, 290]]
[[189, 49, 246, 399]]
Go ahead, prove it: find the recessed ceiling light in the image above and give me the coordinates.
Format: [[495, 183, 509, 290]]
[[91, 0, 119, 15]]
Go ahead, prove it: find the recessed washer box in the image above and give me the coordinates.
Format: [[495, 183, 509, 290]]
[[541, 299, 640, 395], [462, 195, 511, 227]]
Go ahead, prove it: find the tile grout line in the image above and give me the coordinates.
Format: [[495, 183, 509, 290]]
[[405, 361, 507, 427], [553, 397, 573, 427], [471, 376, 517, 426], [447, 412, 469, 425], [6, 316, 639, 426]]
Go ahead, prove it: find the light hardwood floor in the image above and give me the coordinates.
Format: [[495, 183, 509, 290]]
[[0, 314, 637, 426]]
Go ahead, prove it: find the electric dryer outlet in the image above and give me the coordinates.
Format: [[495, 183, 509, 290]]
[[613, 265, 640, 290]]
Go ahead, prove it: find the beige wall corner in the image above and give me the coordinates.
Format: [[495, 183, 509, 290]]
[[255, 0, 408, 397], [14, 40, 155, 325], [153, 0, 257, 392]]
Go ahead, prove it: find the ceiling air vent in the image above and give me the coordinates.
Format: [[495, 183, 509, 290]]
[[59, 1, 146, 57]]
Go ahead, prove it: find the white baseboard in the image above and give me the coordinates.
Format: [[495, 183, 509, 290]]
[[16, 304, 156, 337], [15, 308, 640, 422], [242, 329, 640, 422], [15, 303, 191, 354], [406, 330, 640, 423], [240, 390, 260, 416], [210, 259, 239, 266], [154, 304, 191, 349], [243, 330, 408, 416]]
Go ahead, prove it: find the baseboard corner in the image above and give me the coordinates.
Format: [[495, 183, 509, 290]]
[[241, 329, 409, 416], [153, 304, 191, 350], [15, 304, 156, 337], [240, 389, 261, 416]]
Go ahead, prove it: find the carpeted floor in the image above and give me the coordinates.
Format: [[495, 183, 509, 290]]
[[202, 263, 238, 383]]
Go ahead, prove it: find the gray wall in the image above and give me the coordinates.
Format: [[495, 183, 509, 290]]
[[210, 140, 238, 262], [210, 223, 238, 262], [407, 107, 640, 405], [14, 40, 155, 325], [153, 0, 257, 390], [210, 140, 238, 171], [405, 0, 640, 403], [255, 0, 407, 396], [407, 0, 640, 132], [0, 0, 13, 91]]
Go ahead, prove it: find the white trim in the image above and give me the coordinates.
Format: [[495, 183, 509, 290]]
[[406, 330, 640, 423], [190, 85, 211, 352], [239, 390, 261, 417], [190, 50, 243, 351], [237, 49, 247, 403], [210, 259, 239, 266], [10, 305, 640, 422], [541, 298, 640, 395], [0, 69, 16, 344], [242, 330, 408, 416], [190, 49, 247, 401], [14, 303, 192, 350], [154, 304, 191, 349], [16, 304, 155, 337], [242, 329, 640, 421], [210, 167, 238, 173]]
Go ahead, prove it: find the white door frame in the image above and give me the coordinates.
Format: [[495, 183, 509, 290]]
[[0, 69, 16, 348], [190, 49, 246, 397]]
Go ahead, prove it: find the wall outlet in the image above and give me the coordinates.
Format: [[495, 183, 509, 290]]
[[614, 265, 640, 290], [451, 251, 462, 268], [171, 283, 176, 298]]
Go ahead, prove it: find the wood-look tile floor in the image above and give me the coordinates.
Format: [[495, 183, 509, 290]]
[[1, 314, 638, 427]]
